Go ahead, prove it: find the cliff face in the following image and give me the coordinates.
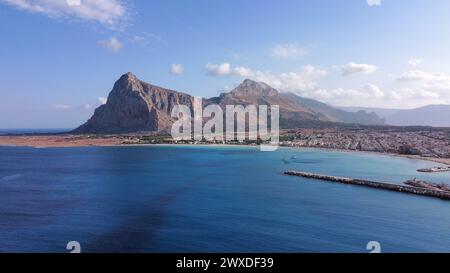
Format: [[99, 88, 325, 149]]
[[73, 73, 385, 134], [73, 73, 194, 134]]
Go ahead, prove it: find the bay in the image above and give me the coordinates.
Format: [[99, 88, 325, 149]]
[[0, 145, 449, 253]]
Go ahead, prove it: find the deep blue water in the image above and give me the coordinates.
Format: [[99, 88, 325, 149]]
[[0, 129, 70, 135], [0, 145, 450, 253]]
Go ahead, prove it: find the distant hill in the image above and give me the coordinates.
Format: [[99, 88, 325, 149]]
[[281, 93, 385, 126], [342, 105, 450, 127], [73, 73, 385, 134], [340, 107, 401, 118]]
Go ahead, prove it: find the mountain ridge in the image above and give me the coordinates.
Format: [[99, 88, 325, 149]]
[[342, 105, 450, 127], [73, 73, 385, 134]]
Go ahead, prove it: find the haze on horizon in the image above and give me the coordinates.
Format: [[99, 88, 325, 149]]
[[1, 0, 450, 128]]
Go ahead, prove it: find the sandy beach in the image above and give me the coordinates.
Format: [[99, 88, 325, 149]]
[[0, 135, 136, 148]]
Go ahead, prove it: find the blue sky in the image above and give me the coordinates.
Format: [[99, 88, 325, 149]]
[[1, 0, 450, 128]]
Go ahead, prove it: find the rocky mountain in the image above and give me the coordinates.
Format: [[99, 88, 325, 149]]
[[208, 79, 328, 128], [208, 79, 385, 128], [73, 73, 194, 134], [73, 73, 385, 134], [342, 105, 450, 127]]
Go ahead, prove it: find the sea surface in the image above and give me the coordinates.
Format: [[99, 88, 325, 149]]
[[0, 128, 71, 135], [0, 145, 450, 253]]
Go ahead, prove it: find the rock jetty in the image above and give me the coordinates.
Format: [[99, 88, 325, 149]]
[[417, 166, 449, 173], [284, 171, 450, 201], [404, 179, 450, 192]]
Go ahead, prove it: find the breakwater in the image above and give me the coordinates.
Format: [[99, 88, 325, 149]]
[[417, 166, 450, 173], [284, 171, 450, 201]]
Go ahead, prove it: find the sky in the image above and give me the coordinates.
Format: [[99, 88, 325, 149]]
[[1, 0, 450, 128]]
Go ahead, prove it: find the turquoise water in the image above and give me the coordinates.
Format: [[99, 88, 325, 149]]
[[0, 145, 450, 253]]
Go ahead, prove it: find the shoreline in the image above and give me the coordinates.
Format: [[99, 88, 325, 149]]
[[280, 145, 450, 166], [0, 134, 449, 166]]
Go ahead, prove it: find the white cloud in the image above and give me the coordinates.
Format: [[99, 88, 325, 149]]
[[306, 83, 386, 107], [283, 81, 447, 108], [396, 70, 450, 99], [424, 80, 450, 92], [363, 83, 385, 98], [390, 88, 440, 100], [170, 64, 184, 75], [341, 62, 378, 76], [54, 103, 71, 110], [305, 87, 440, 108], [84, 103, 92, 109], [253, 65, 327, 92], [66, 0, 81, 6], [132, 31, 163, 45], [204, 62, 450, 108], [0, 0, 129, 29], [367, 0, 381, 6], [233, 66, 253, 77], [208, 61, 450, 107], [205, 63, 255, 78], [270, 43, 308, 59], [372, 69, 450, 107], [408, 58, 423, 67], [396, 70, 447, 82], [205, 63, 232, 76], [98, 97, 107, 105], [311, 88, 364, 101], [302, 65, 328, 77], [206, 62, 328, 94], [97, 37, 123, 53]]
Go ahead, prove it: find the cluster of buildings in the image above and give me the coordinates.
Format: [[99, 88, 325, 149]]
[[280, 128, 450, 158]]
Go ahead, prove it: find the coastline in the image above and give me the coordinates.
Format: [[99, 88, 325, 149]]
[[0, 134, 449, 166], [280, 145, 450, 166], [0, 135, 128, 148]]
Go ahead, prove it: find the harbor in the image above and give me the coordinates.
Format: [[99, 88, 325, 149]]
[[284, 171, 450, 201]]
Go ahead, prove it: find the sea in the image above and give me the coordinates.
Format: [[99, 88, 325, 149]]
[[0, 144, 450, 253], [0, 128, 70, 135]]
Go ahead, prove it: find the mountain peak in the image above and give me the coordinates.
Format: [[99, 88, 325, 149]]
[[241, 79, 271, 89], [242, 78, 258, 85], [114, 72, 143, 91], [232, 79, 278, 97], [118, 72, 140, 83]]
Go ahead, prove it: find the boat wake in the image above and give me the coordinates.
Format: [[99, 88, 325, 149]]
[[0, 174, 23, 182]]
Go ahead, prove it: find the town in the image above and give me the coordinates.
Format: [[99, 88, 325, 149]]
[[279, 126, 450, 159], [133, 126, 450, 159]]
